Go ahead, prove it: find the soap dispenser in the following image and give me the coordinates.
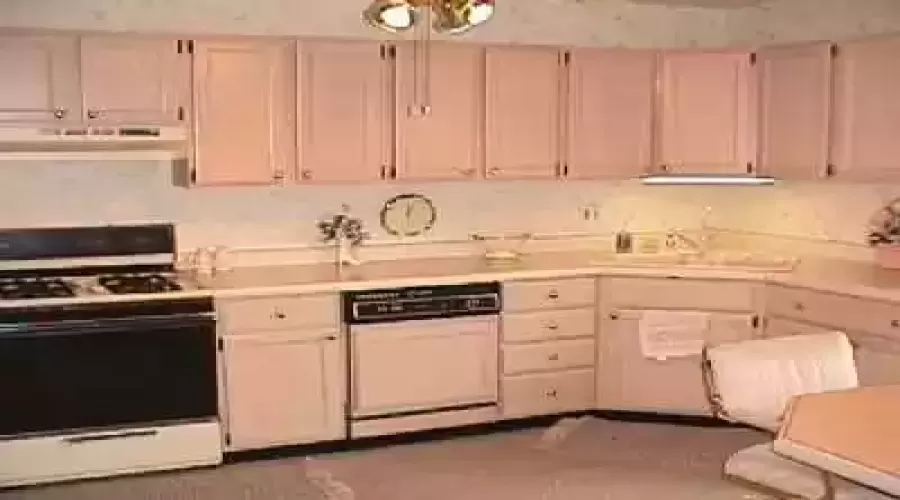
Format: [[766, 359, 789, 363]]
[[615, 216, 634, 254]]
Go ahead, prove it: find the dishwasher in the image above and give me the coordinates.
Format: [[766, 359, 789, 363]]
[[343, 282, 501, 438]]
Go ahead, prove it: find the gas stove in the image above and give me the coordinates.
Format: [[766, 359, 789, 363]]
[[0, 273, 185, 300]]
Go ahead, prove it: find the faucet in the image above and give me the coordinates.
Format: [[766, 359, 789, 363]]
[[665, 206, 714, 256]]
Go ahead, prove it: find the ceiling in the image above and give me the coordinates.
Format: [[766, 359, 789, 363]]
[[626, 0, 768, 7]]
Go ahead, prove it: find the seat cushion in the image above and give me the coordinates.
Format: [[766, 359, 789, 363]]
[[726, 443, 896, 500], [706, 332, 859, 431]]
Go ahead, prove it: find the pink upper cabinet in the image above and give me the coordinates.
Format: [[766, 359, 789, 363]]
[[395, 42, 484, 181], [192, 39, 295, 186], [485, 45, 563, 179], [80, 36, 189, 124], [831, 35, 900, 181], [657, 50, 757, 175], [566, 48, 656, 179], [297, 40, 388, 183], [0, 34, 80, 123], [757, 42, 833, 180]]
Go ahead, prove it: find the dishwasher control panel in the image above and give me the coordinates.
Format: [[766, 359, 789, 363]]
[[343, 282, 501, 324]]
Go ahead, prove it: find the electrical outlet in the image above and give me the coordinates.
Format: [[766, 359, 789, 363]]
[[580, 205, 599, 221]]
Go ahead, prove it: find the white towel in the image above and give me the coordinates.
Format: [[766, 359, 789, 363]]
[[638, 310, 709, 361]]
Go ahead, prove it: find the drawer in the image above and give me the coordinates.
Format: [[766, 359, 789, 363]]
[[602, 277, 756, 312], [503, 277, 596, 312], [503, 308, 595, 342], [218, 293, 339, 333], [766, 285, 900, 339], [503, 338, 595, 375], [501, 369, 595, 419]]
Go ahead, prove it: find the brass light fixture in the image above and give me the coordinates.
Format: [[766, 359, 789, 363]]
[[363, 0, 495, 34]]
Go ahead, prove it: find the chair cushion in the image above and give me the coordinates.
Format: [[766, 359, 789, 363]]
[[705, 332, 859, 431]]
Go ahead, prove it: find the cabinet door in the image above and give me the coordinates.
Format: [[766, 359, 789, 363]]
[[763, 316, 831, 338], [485, 46, 562, 179], [657, 51, 756, 174], [597, 309, 755, 415], [0, 35, 80, 123], [297, 40, 387, 183], [80, 36, 188, 124], [396, 42, 483, 181], [566, 49, 656, 179], [192, 39, 295, 186], [832, 36, 900, 181], [757, 43, 833, 180], [223, 331, 344, 451]]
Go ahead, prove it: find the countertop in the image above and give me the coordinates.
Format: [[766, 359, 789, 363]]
[[191, 250, 900, 304]]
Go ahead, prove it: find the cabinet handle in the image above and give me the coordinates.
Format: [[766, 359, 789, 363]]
[[487, 167, 501, 176], [892, 320, 899, 328], [300, 169, 312, 180], [547, 290, 559, 300], [659, 164, 669, 173], [53, 107, 67, 120], [546, 389, 558, 398], [86, 109, 100, 119], [326, 335, 338, 341], [453, 167, 476, 177], [609, 312, 620, 320], [548, 353, 559, 361], [546, 322, 559, 331], [793, 302, 805, 312], [273, 310, 286, 320]]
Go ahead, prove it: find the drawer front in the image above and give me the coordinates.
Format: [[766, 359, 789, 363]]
[[504, 278, 596, 312], [501, 369, 595, 418], [602, 277, 755, 311], [218, 294, 339, 333], [503, 308, 595, 342], [766, 285, 900, 339], [763, 316, 832, 338], [503, 338, 595, 375]]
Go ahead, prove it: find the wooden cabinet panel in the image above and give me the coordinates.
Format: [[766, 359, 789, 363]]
[[831, 36, 900, 180], [602, 277, 757, 312], [192, 39, 295, 186], [485, 45, 562, 179], [80, 36, 188, 124], [503, 277, 596, 312], [757, 42, 833, 180], [223, 331, 344, 450], [765, 285, 900, 339], [763, 316, 831, 338], [502, 308, 596, 342], [395, 42, 483, 181], [566, 49, 656, 179], [657, 51, 756, 174], [297, 40, 387, 183], [501, 369, 594, 419], [502, 338, 595, 375], [218, 293, 339, 334], [597, 309, 755, 415], [0, 34, 80, 123]]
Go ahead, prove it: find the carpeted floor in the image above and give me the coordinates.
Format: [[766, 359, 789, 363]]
[[0, 417, 772, 500]]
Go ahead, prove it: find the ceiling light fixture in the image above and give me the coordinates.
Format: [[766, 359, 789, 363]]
[[363, 0, 495, 34], [639, 174, 776, 186]]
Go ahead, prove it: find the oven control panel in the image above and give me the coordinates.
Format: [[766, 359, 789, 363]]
[[343, 282, 501, 324]]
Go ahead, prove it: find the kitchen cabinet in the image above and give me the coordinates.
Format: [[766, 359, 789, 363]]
[[763, 285, 900, 387], [565, 49, 656, 179], [757, 42, 834, 180], [297, 40, 388, 183], [500, 277, 597, 419], [656, 50, 757, 175], [395, 42, 484, 181], [0, 34, 80, 123], [191, 39, 295, 186], [218, 293, 344, 451], [485, 45, 563, 179], [223, 330, 344, 450], [831, 35, 900, 181], [79, 36, 188, 124]]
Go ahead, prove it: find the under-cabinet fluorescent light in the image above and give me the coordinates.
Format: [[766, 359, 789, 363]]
[[640, 174, 776, 186]]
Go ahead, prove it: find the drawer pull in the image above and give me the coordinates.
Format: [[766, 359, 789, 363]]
[[892, 320, 899, 328], [546, 389, 558, 398], [548, 353, 559, 361], [793, 302, 805, 312], [547, 290, 559, 300], [546, 322, 559, 331], [273, 310, 286, 319], [609, 312, 620, 320]]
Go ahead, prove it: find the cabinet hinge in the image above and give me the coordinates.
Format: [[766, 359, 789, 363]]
[[830, 44, 838, 58], [746, 162, 754, 174], [380, 44, 386, 60], [224, 432, 231, 446], [563, 164, 569, 177], [390, 165, 397, 179], [216, 338, 224, 351], [749, 52, 757, 65], [751, 315, 760, 329], [563, 51, 571, 66], [177, 106, 185, 122], [190, 167, 198, 185], [177, 40, 183, 54], [187, 40, 195, 54], [388, 45, 396, 59], [825, 163, 835, 177]]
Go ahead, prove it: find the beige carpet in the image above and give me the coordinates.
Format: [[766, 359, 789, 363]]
[[1, 417, 771, 500]]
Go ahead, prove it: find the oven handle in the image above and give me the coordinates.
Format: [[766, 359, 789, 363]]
[[0, 313, 215, 338], [63, 429, 159, 445]]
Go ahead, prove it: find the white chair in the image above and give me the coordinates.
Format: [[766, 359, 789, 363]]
[[702, 332, 895, 500]]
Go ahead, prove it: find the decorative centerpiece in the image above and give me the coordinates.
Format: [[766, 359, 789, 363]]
[[317, 205, 369, 268], [867, 199, 900, 269]]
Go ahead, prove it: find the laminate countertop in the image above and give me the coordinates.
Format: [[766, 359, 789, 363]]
[[191, 251, 900, 304]]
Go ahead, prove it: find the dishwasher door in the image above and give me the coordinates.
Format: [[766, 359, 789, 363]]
[[350, 315, 499, 419]]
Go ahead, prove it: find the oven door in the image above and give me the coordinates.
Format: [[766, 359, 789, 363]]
[[0, 314, 218, 438]]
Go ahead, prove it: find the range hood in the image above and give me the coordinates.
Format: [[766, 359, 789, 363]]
[[0, 123, 187, 148], [640, 173, 776, 186]]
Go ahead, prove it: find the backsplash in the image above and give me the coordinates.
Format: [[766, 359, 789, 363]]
[[1, 157, 897, 252]]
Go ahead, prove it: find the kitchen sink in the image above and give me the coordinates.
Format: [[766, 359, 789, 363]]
[[590, 251, 798, 272]]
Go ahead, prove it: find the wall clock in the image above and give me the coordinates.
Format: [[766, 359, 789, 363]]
[[380, 194, 437, 237]]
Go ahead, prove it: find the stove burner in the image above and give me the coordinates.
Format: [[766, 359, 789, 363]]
[[0, 278, 75, 300], [99, 274, 182, 295]]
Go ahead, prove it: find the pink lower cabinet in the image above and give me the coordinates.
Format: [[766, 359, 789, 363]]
[[656, 50, 757, 175], [485, 45, 564, 179], [217, 294, 345, 451], [500, 278, 597, 418]]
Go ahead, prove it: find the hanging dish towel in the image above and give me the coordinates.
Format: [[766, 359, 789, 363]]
[[638, 310, 710, 361]]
